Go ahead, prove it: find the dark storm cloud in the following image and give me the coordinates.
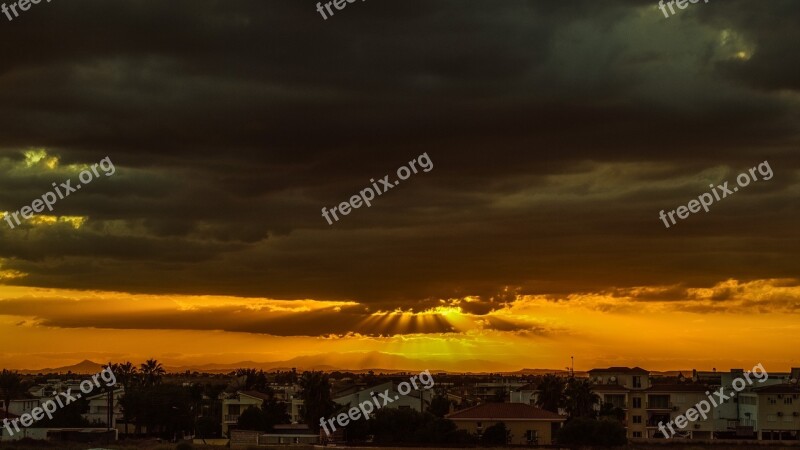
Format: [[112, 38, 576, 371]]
[[0, 0, 798, 317], [0, 296, 543, 336], [697, 0, 800, 92]]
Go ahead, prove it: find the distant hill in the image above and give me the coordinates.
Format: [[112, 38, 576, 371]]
[[166, 352, 517, 374], [18, 359, 105, 375], [9, 354, 697, 376]]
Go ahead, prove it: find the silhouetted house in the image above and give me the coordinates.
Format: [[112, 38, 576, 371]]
[[447, 402, 565, 445], [222, 391, 273, 435]]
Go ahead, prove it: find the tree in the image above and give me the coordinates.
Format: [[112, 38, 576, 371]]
[[367, 408, 473, 444], [564, 377, 599, 418], [114, 361, 138, 388], [536, 374, 566, 413], [557, 418, 627, 446], [112, 361, 138, 435], [0, 370, 24, 420], [481, 422, 510, 445], [428, 394, 452, 418], [298, 371, 336, 430], [235, 398, 290, 433], [599, 402, 625, 422], [140, 359, 166, 387], [235, 369, 269, 392], [196, 416, 221, 439], [39, 397, 92, 427], [261, 397, 290, 430], [237, 406, 266, 431]]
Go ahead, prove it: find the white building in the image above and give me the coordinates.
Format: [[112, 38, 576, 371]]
[[221, 391, 272, 435], [333, 381, 433, 414]]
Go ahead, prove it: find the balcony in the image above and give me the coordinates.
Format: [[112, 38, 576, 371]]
[[603, 395, 628, 410], [645, 402, 673, 410], [646, 419, 671, 428]]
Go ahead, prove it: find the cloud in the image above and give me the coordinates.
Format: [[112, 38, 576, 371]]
[[0, 0, 796, 317]]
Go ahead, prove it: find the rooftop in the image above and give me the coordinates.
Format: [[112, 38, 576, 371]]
[[446, 403, 564, 421]]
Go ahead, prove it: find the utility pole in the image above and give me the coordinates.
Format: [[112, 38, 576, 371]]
[[106, 362, 113, 444]]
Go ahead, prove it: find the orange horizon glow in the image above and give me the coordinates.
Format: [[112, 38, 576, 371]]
[[1, 278, 798, 373]]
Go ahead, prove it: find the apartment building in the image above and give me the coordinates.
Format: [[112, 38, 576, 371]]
[[588, 366, 800, 442], [589, 367, 718, 439], [588, 367, 650, 439], [755, 384, 800, 441], [644, 384, 713, 439]]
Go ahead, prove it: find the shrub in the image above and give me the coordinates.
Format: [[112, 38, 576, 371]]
[[481, 422, 510, 445], [557, 417, 627, 446]]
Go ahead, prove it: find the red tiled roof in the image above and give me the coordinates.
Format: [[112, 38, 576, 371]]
[[446, 403, 564, 421]]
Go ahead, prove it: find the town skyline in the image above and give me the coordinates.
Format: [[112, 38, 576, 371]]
[[1, 1, 798, 384]]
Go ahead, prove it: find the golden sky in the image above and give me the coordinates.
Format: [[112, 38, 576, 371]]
[[1, 278, 798, 372]]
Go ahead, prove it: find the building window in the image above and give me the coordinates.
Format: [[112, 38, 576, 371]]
[[632, 376, 642, 388], [784, 397, 793, 405], [633, 415, 642, 424], [768, 397, 777, 405], [675, 395, 686, 404], [526, 429, 538, 444], [632, 397, 642, 408], [632, 431, 642, 438], [767, 415, 776, 422]]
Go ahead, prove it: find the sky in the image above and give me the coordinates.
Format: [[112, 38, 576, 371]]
[[0, 0, 798, 372]]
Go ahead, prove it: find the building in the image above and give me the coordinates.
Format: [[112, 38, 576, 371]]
[[83, 388, 125, 428], [473, 380, 528, 403], [260, 424, 319, 444], [643, 384, 713, 439], [589, 367, 651, 391], [447, 402, 565, 445], [755, 383, 800, 441], [509, 383, 538, 405], [589, 366, 650, 439], [588, 366, 719, 439], [333, 381, 432, 413], [222, 391, 273, 435]]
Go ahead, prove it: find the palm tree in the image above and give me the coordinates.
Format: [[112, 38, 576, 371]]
[[139, 359, 166, 387], [298, 371, 336, 430], [113, 362, 138, 436], [115, 362, 138, 388], [0, 370, 24, 420], [234, 368, 269, 392], [536, 374, 566, 413], [564, 378, 600, 418]]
